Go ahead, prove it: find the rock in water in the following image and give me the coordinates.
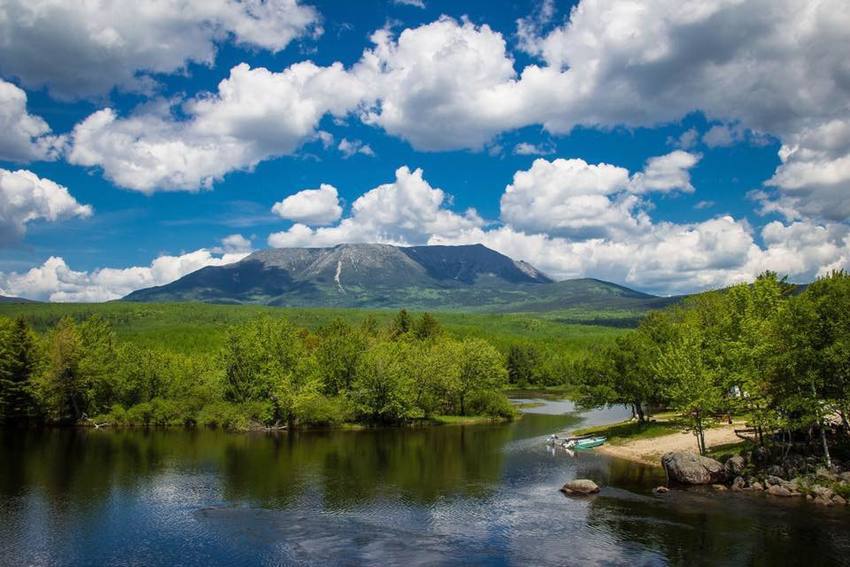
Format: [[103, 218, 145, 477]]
[[661, 452, 726, 485], [561, 479, 600, 495], [814, 495, 834, 507], [731, 476, 746, 491], [654, 486, 670, 494], [767, 485, 792, 497]]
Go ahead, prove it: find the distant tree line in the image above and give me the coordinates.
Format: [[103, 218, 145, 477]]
[[0, 309, 516, 429], [574, 271, 850, 462]]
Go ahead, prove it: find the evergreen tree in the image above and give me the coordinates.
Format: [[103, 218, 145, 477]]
[[38, 317, 85, 424], [506, 344, 537, 386], [413, 312, 442, 341], [389, 309, 413, 339], [0, 317, 38, 425]]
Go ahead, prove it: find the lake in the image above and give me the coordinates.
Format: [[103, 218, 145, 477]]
[[1, 400, 849, 566]]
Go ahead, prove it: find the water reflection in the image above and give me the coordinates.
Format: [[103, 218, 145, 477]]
[[588, 489, 850, 565], [2, 404, 849, 566]]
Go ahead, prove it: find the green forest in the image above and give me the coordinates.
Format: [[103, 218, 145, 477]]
[[574, 270, 850, 464], [0, 307, 563, 429], [4, 269, 849, 462]]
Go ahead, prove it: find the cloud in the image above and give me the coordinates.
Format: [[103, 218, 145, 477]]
[[338, 138, 375, 158], [670, 127, 699, 150], [513, 142, 555, 155], [58, 3, 850, 219], [764, 119, 850, 221], [427, 216, 763, 295], [516, 0, 557, 56], [356, 17, 527, 150], [629, 151, 701, 194], [499, 157, 637, 238], [273, 163, 850, 295], [68, 62, 367, 192], [0, 79, 65, 162], [752, 220, 850, 278], [0, 0, 321, 99], [514, 0, 850, 221], [358, 3, 849, 221], [215, 233, 254, 254], [500, 151, 699, 238], [0, 168, 92, 245], [268, 166, 482, 247], [702, 124, 738, 148], [272, 184, 343, 225], [0, 235, 251, 302], [393, 0, 425, 8]]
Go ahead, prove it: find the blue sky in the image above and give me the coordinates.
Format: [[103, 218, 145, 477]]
[[1, 0, 848, 300]]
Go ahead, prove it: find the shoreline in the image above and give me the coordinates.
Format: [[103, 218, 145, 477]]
[[49, 413, 518, 433], [576, 419, 748, 468]]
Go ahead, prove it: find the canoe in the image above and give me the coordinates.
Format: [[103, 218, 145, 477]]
[[573, 436, 606, 450]]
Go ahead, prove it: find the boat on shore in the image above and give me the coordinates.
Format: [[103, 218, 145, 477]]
[[546, 434, 607, 451], [570, 436, 606, 450]]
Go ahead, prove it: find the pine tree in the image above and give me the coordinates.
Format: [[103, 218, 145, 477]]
[[0, 318, 38, 425]]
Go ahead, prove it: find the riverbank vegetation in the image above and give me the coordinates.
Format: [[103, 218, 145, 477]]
[[0, 302, 625, 387], [0, 310, 523, 429], [574, 270, 850, 468], [572, 415, 688, 446]]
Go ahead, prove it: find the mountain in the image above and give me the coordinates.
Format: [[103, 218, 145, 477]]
[[0, 295, 35, 303], [123, 243, 671, 314]]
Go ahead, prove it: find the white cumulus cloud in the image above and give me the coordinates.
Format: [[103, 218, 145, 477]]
[[629, 151, 701, 194], [0, 0, 321, 99], [268, 166, 482, 247], [272, 184, 343, 225], [0, 79, 65, 162], [0, 168, 92, 245], [55, 2, 850, 221], [67, 62, 367, 192], [500, 151, 699, 238], [0, 235, 251, 302]]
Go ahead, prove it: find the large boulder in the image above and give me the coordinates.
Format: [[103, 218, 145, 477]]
[[662, 452, 726, 485], [767, 484, 792, 497], [724, 455, 746, 477], [561, 479, 600, 495]]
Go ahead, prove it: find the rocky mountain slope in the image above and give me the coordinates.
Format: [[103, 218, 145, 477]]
[[123, 243, 672, 313]]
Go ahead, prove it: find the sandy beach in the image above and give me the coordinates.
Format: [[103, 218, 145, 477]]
[[596, 420, 747, 467]]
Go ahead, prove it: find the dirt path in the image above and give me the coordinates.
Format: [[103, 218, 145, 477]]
[[596, 421, 746, 467]]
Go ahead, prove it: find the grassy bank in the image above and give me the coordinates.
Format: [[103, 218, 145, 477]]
[[572, 416, 686, 446]]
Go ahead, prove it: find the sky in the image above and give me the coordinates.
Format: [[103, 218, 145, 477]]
[[1, 0, 849, 301]]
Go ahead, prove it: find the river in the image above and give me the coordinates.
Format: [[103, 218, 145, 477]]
[[1, 400, 849, 566]]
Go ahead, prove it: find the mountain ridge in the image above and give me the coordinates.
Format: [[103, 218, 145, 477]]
[[123, 243, 671, 313]]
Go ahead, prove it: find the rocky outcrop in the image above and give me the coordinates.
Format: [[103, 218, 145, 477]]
[[724, 455, 746, 477], [662, 452, 726, 485], [561, 479, 600, 495]]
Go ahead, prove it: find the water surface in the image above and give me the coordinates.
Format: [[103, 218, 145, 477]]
[[1, 401, 848, 566]]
